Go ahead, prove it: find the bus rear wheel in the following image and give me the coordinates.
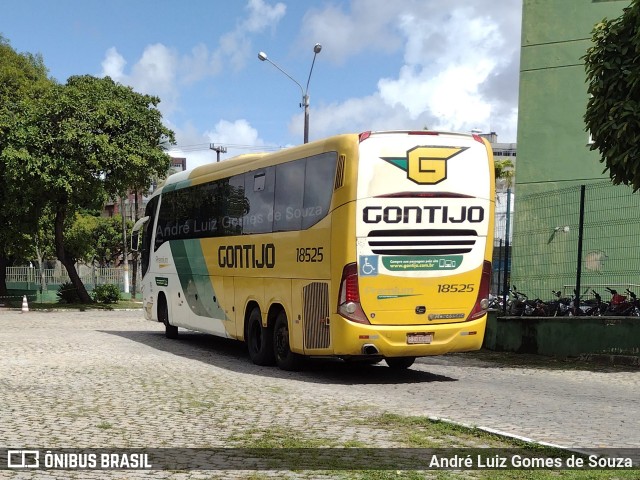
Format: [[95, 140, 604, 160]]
[[385, 357, 415, 369], [246, 307, 275, 366], [274, 311, 303, 371]]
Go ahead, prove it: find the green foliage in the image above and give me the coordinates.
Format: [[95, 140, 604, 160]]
[[495, 159, 515, 186], [62, 213, 130, 266], [64, 213, 99, 264], [56, 281, 81, 304], [92, 284, 121, 304], [93, 215, 131, 267], [0, 50, 175, 301], [584, 0, 640, 191], [0, 36, 53, 269]]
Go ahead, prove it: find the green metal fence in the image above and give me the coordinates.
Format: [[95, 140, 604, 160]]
[[509, 181, 640, 304]]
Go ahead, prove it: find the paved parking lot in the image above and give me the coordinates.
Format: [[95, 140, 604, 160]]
[[1, 309, 639, 478]]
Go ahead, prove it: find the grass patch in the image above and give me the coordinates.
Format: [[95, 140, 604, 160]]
[[338, 413, 639, 480], [215, 414, 639, 478], [366, 413, 566, 451], [448, 350, 639, 372], [230, 426, 337, 449]]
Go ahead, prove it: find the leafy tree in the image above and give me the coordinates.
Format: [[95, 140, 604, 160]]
[[93, 215, 132, 267], [495, 158, 515, 188], [584, 0, 640, 190], [3, 74, 175, 302], [64, 213, 100, 265], [65, 213, 131, 292], [0, 36, 51, 295]]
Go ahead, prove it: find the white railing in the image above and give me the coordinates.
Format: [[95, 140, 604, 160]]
[[4, 266, 141, 289]]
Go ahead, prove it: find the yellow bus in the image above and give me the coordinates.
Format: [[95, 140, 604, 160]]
[[132, 130, 495, 370]]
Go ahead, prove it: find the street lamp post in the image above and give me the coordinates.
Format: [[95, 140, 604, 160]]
[[258, 43, 322, 144]]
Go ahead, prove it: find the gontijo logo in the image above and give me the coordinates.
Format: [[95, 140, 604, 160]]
[[382, 146, 468, 185]]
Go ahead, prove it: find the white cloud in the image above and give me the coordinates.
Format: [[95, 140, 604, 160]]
[[244, 0, 287, 33], [99, 43, 180, 116], [299, 1, 521, 142], [166, 119, 268, 170], [209, 0, 287, 74], [204, 119, 264, 147], [98, 0, 521, 171], [181, 44, 216, 84], [129, 44, 178, 97], [99, 0, 286, 106], [299, 0, 402, 64], [101, 47, 127, 81]]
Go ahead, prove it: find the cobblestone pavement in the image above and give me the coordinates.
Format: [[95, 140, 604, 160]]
[[1, 309, 639, 478]]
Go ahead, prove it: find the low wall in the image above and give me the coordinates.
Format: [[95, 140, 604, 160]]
[[0, 288, 39, 307], [484, 311, 640, 357]]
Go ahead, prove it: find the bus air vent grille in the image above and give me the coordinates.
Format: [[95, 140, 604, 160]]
[[303, 282, 330, 349], [334, 155, 346, 189], [367, 229, 478, 256]]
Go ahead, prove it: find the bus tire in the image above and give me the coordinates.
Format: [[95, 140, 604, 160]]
[[246, 307, 275, 366], [158, 296, 178, 339], [274, 310, 303, 371], [385, 357, 415, 369]]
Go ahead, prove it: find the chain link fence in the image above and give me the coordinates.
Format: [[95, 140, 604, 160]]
[[499, 181, 640, 305]]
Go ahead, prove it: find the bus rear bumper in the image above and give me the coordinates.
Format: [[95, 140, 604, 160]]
[[330, 314, 486, 358]]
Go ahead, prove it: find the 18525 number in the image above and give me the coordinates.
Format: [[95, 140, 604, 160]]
[[296, 247, 324, 263], [437, 283, 475, 293]]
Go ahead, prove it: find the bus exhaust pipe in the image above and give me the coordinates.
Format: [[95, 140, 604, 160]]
[[362, 344, 379, 355]]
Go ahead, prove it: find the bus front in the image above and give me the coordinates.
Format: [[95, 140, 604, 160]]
[[333, 131, 494, 365]]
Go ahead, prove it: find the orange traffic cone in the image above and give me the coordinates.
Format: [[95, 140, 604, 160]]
[[21, 295, 29, 313]]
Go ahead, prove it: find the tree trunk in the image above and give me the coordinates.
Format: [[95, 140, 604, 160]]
[[0, 253, 8, 298], [54, 201, 93, 303], [35, 239, 47, 293], [131, 190, 139, 299], [120, 196, 130, 294]]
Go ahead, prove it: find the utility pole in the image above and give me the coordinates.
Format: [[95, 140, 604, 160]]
[[209, 143, 227, 162]]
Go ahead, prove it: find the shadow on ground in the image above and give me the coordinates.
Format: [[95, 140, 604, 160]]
[[100, 328, 459, 386]]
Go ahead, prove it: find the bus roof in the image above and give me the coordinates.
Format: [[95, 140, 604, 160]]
[[155, 130, 488, 193]]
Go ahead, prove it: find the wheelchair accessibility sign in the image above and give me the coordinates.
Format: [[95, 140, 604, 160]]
[[359, 255, 379, 276]]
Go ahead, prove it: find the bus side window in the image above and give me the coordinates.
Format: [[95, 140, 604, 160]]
[[302, 152, 338, 229], [243, 167, 275, 234], [218, 176, 245, 236], [155, 193, 173, 250], [143, 197, 158, 275], [274, 160, 305, 232]]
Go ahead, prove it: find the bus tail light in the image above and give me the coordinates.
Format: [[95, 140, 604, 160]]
[[338, 263, 370, 324], [359, 131, 372, 142], [468, 261, 492, 321]]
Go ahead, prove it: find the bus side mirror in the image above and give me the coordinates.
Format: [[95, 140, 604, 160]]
[[131, 216, 149, 253], [131, 231, 141, 252]]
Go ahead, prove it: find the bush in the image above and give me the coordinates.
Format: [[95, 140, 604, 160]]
[[57, 282, 81, 304], [92, 284, 121, 304]]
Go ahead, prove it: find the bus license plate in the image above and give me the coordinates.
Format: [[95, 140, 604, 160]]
[[407, 333, 432, 344]]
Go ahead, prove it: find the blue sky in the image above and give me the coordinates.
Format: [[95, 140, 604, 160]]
[[1, 0, 522, 169]]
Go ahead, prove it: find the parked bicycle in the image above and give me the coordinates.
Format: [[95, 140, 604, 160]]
[[578, 290, 609, 316], [547, 290, 572, 317], [508, 286, 549, 316], [499, 286, 640, 317], [624, 289, 640, 316], [603, 288, 640, 316]]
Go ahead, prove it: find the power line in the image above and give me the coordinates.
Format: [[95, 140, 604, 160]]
[[166, 142, 283, 153]]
